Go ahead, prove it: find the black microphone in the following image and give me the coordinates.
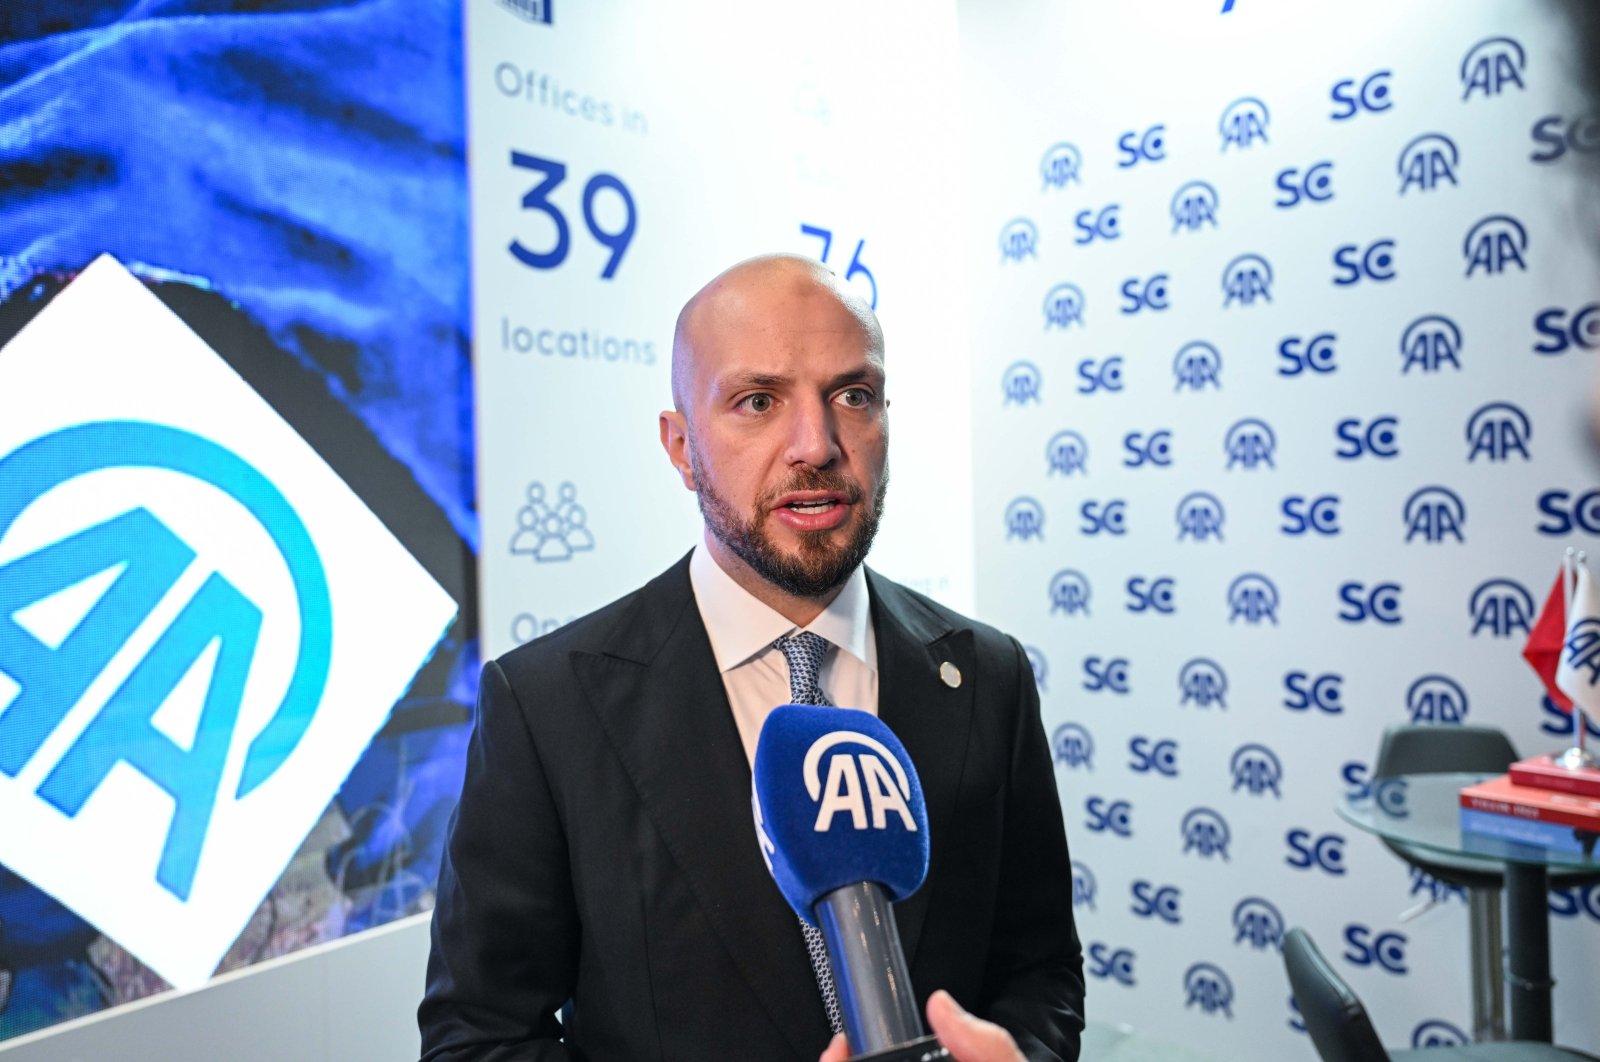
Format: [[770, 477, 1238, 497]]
[[751, 705, 950, 1060]]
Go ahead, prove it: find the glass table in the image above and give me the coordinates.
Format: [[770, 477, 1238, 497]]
[[1338, 772, 1600, 1043]]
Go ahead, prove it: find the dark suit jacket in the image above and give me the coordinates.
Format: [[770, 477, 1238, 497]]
[[419, 554, 1084, 1061]]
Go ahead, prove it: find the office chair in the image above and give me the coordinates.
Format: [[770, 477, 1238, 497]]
[[1372, 724, 1600, 1042], [1283, 928, 1596, 1061]]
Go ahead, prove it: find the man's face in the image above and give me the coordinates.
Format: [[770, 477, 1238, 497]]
[[667, 268, 889, 600]]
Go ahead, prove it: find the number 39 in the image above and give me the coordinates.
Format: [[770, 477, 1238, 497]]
[[509, 151, 637, 280]]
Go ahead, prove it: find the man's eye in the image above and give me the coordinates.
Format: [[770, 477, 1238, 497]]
[[744, 394, 774, 413], [839, 388, 870, 408]]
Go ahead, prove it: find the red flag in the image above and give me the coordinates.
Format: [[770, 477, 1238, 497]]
[[1524, 570, 1573, 712]]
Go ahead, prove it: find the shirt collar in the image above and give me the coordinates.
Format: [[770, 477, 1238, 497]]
[[688, 533, 875, 673]]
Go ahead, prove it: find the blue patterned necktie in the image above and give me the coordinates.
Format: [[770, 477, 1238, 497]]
[[774, 631, 844, 1034]]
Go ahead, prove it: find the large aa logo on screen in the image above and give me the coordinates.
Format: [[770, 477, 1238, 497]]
[[0, 422, 330, 901]]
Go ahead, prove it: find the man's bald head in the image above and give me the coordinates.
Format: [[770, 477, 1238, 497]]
[[670, 254, 884, 412]]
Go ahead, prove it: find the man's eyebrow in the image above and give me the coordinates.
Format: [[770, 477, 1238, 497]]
[[713, 365, 884, 393]]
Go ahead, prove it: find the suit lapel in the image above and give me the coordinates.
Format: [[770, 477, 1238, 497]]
[[569, 555, 825, 1059], [866, 571, 971, 973]]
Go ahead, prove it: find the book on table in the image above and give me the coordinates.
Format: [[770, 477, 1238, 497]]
[[1458, 774, 1600, 856], [1508, 754, 1600, 799]]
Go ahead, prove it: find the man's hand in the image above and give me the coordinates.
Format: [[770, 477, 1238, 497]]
[[816, 990, 1025, 1062]]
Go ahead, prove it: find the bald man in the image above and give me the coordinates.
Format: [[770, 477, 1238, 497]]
[[419, 256, 1084, 1061]]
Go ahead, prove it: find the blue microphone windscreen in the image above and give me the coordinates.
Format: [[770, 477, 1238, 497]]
[[751, 704, 930, 923]]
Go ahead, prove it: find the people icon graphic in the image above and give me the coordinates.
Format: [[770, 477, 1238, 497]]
[[510, 481, 595, 562]]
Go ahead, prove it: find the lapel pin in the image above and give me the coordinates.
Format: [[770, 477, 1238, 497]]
[[939, 661, 962, 688]]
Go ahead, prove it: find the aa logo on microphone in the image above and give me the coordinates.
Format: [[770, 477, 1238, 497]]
[[1222, 254, 1273, 306], [1228, 573, 1279, 625], [1461, 35, 1525, 99], [1398, 133, 1459, 194], [1173, 342, 1222, 391], [1230, 744, 1283, 797], [1466, 402, 1530, 461], [1407, 674, 1469, 724], [1464, 214, 1527, 276], [1046, 430, 1089, 477], [1471, 579, 1535, 639], [1404, 486, 1466, 544], [1220, 96, 1270, 150], [0, 258, 455, 990], [1051, 723, 1094, 770], [1043, 283, 1085, 329], [1040, 142, 1082, 189], [1179, 658, 1228, 708], [1181, 807, 1230, 859], [999, 218, 1038, 262], [1224, 418, 1275, 469], [1176, 492, 1225, 542], [1183, 963, 1234, 1017], [1049, 569, 1092, 616], [1004, 497, 1045, 541], [1001, 361, 1042, 406], [803, 732, 918, 832], [1070, 860, 1097, 909], [1171, 181, 1219, 231], [1401, 314, 1462, 373], [1232, 897, 1285, 950]]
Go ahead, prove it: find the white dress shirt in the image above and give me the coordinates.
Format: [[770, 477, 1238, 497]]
[[688, 535, 878, 765]]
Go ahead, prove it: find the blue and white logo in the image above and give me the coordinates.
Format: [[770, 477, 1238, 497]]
[[1046, 430, 1090, 477], [1285, 671, 1344, 713], [1083, 655, 1130, 694], [1332, 239, 1396, 285], [1412, 1021, 1470, 1049], [1131, 880, 1182, 923], [1176, 492, 1225, 542], [1461, 35, 1525, 99], [1336, 416, 1400, 459], [1052, 723, 1095, 770], [1399, 133, 1459, 193], [1181, 807, 1231, 860], [1275, 163, 1334, 208], [1286, 829, 1347, 875], [1005, 497, 1045, 541], [1407, 674, 1470, 724], [1281, 495, 1340, 535], [1120, 274, 1170, 314], [1173, 341, 1222, 391], [1340, 581, 1403, 624], [1050, 569, 1092, 616], [1534, 303, 1600, 354], [1040, 142, 1083, 189], [1080, 499, 1128, 536], [999, 218, 1039, 262], [1466, 401, 1531, 461], [510, 481, 593, 561], [1179, 658, 1228, 709], [1401, 314, 1462, 373], [0, 258, 456, 989], [1086, 797, 1133, 837], [1077, 357, 1124, 394], [1043, 283, 1085, 329], [1224, 418, 1275, 469], [1071, 860, 1096, 909], [1222, 254, 1273, 306], [1530, 114, 1600, 164], [1344, 925, 1408, 975], [1232, 897, 1285, 950], [1088, 943, 1136, 985], [1171, 181, 1220, 231], [1228, 573, 1279, 624], [1230, 744, 1283, 797], [1184, 963, 1235, 1017], [1118, 124, 1167, 167], [1278, 334, 1337, 376], [1002, 361, 1042, 406], [1330, 70, 1391, 118], [1404, 486, 1466, 543], [1220, 96, 1270, 150], [1464, 214, 1527, 276], [1074, 204, 1121, 244], [1128, 737, 1179, 776]]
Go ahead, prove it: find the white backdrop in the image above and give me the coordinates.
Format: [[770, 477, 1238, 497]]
[[469, 0, 1600, 1058], [963, 0, 1600, 1058]]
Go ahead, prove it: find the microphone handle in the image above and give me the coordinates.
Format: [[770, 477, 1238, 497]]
[[814, 881, 925, 1055]]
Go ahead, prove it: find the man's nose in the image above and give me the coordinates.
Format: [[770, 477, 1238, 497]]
[[784, 398, 841, 467]]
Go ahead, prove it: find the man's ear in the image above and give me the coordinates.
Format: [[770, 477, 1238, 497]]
[[659, 410, 697, 490]]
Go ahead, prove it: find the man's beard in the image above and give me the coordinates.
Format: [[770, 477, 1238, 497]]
[[690, 447, 888, 599]]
